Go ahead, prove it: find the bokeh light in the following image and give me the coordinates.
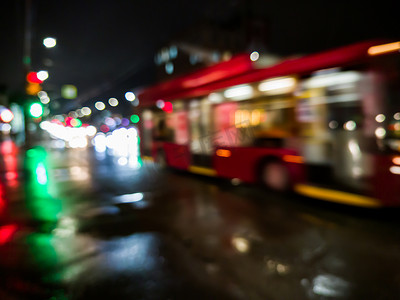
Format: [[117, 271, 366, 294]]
[[125, 92, 136, 101], [82, 107, 92, 116], [108, 98, 119, 107], [130, 114, 140, 123], [121, 118, 130, 127], [95, 101, 106, 111], [43, 37, 56, 48], [156, 100, 165, 109], [0, 109, 14, 123], [85, 125, 97, 136], [29, 103, 43, 118], [344, 120, 356, 131], [162, 101, 173, 113], [37, 70, 49, 81], [250, 51, 260, 61]]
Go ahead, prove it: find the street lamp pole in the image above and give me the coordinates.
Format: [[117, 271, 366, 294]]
[[23, 0, 32, 71], [22, 0, 33, 148]]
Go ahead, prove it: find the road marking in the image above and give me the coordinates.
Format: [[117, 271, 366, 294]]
[[294, 184, 382, 208]]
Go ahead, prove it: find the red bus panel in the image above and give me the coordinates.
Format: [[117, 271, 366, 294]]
[[214, 146, 305, 185], [163, 143, 191, 170]]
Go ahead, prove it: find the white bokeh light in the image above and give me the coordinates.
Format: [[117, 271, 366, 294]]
[[95, 101, 106, 111], [125, 92, 136, 101], [250, 51, 260, 62], [37, 70, 49, 81], [43, 37, 57, 48], [82, 107, 92, 116], [108, 98, 119, 107]]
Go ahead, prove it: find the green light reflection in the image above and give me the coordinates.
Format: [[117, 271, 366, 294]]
[[24, 147, 62, 223], [26, 233, 58, 272]]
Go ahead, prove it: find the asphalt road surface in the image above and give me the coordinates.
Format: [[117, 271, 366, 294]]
[[1, 140, 400, 300]]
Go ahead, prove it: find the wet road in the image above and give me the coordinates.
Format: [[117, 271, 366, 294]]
[[1, 140, 400, 299]]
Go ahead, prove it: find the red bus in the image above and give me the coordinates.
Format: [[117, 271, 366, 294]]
[[137, 40, 400, 208]]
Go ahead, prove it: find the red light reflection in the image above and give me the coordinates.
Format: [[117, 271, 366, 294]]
[[0, 224, 18, 245], [0, 140, 18, 155], [1, 141, 19, 187], [0, 183, 5, 215]]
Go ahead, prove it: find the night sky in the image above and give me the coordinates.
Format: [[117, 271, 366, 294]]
[[1, 0, 399, 114]]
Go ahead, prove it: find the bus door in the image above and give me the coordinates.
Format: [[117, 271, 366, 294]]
[[162, 103, 191, 169], [145, 109, 174, 158], [140, 109, 157, 157], [188, 98, 213, 167], [298, 70, 372, 190]]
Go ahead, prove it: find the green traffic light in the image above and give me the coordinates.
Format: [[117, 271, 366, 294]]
[[29, 103, 43, 118]]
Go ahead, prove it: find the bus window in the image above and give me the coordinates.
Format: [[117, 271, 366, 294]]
[[172, 110, 189, 145], [255, 98, 295, 139], [234, 98, 296, 148], [213, 102, 240, 147], [366, 57, 400, 152]]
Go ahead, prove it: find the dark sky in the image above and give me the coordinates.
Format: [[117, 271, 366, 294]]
[[1, 0, 399, 114]]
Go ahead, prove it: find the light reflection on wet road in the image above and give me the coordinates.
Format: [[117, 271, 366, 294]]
[[1, 141, 400, 299]]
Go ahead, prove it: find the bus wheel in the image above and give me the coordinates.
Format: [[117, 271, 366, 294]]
[[261, 161, 290, 192]]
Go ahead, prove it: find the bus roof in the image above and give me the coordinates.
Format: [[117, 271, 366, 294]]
[[137, 53, 255, 106], [137, 39, 387, 106]]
